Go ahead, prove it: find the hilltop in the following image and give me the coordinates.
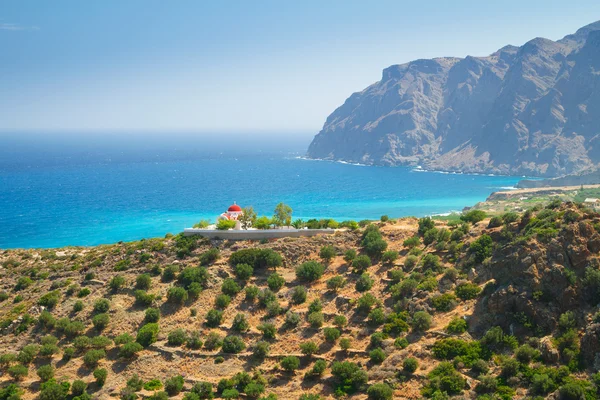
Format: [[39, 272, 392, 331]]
[[2, 204, 600, 399], [307, 21, 600, 178]]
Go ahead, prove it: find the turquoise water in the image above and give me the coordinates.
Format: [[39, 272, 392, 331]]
[[0, 133, 522, 249]]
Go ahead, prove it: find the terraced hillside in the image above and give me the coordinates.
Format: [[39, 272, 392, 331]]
[[2, 204, 600, 399]]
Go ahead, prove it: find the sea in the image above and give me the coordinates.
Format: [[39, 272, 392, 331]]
[[0, 132, 523, 249]]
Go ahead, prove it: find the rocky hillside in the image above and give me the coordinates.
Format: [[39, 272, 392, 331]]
[[307, 21, 600, 177], [2, 204, 600, 399]]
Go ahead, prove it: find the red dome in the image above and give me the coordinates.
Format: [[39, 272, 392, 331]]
[[228, 203, 242, 212]]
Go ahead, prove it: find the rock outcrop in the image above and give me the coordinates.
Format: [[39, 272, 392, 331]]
[[307, 21, 600, 177]]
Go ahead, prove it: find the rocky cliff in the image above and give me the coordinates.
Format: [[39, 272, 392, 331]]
[[307, 21, 600, 177]]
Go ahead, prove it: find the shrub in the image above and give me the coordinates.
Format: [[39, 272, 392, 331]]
[[403, 357, 418, 373], [205, 309, 223, 327], [432, 338, 482, 367], [470, 234, 493, 263], [83, 349, 106, 368], [127, 374, 144, 391], [295, 261, 325, 282], [232, 313, 249, 332], [289, 286, 307, 304], [367, 383, 393, 400], [253, 341, 270, 359], [344, 249, 357, 263], [132, 290, 153, 307], [245, 285, 259, 301], [168, 329, 188, 346], [307, 312, 324, 328], [204, 331, 223, 350], [36, 364, 54, 382], [186, 332, 203, 350], [145, 307, 160, 323], [216, 219, 236, 230], [38, 291, 61, 309], [8, 364, 28, 380], [488, 216, 503, 228], [323, 327, 341, 343], [361, 226, 388, 258], [144, 379, 163, 391], [229, 265, 253, 284], [284, 311, 301, 327], [229, 248, 282, 270], [92, 313, 110, 330], [461, 210, 486, 223], [300, 341, 319, 356], [38, 310, 57, 329], [15, 276, 33, 291], [455, 282, 481, 300], [280, 356, 300, 372], [381, 250, 398, 265], [222, 336, 245, 353], [17, 344, 39, 364], [308, 299, 322, 313], [357, 293, 378, 311], [369, 348, 386, 364], [515, 344, 540, 364], [167, 286, 189, 305], [352, 255, 371, 273], [199, 248, 220, 265], [136, 323, 159, 347], [327, 276, 346, 291], [558, 311, 577, 331], [355, 273, 374, 292], [164, 375, 184, 396], [432, 293, 457, 312], [423, 362, 465, 396], [258, 322, 277, 339], [340, 337, 352, 351], [331, 361, 367, 394], [222, 388, 239, 399], [446, 317, 467, 334], [215, 294, 231, 309], [109, 276, 127, 292], [267, 273, 286, 291], [148, 392, 169, 400], [221, 278, 241, 296], [368, 308, 386, 327], [333, 314, 347, 328], [178, 266, 209, 289], [411, 311, 431, 332], [72, 379, 87, 396], [319, 245, 336, 262], [93, 298, 110, 313], [161, 265, 179, 282], [118, 342, 143, 359]]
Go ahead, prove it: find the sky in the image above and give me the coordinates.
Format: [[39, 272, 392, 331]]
[[1, 1, 599, 136]]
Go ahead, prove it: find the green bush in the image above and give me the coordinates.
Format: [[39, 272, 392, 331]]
[[357, 293, 378, 312], [361, 226, 388, 258], [93, 298, 110, 313], [422, 362, 465, 397], [17, 344, 40, 364], [167, 329, 188, 346], [215, 294, 231, 309], [118, 342, 143, 359], [145, 307, 160, 323], [199, 248, 220, 265], [381, 250, 399, 265], [352, 255, 371, 273], [178, 266, 209, 289], [355, 273, 374, 292], [186, 332, 203, 350], [368, 308, 386, 326], [258, 322, 276, 339], [334, 314, 348, 328], [8, 364, 28, 380], [295, 261, 325, 282], [367, 383, 393, 400], [204, 331, 223, 350], [470, 234, 493, 263], [161, 265, 179, 282], [229, 248, 282, 270], [143, 379, 163, 391], [221, 278, 241, 296], [291, 285, 307, 304], [92, 313, 110, 331], [344, 249, 357, 263], [455, 282, 481, 300], [234, 263, 254, 281], [232, 313, 249, 332], [222, 336, 245, 354], [216, 219, 236, 230], [403, 357, 418, 373], [411, 311, 432, 332], [446, 317, 467, 334], [205, 309, 223, 327], [136, 323, 159, 347], [331, 361, 367, 394], [38, 291, 61, 309], [164, 375, 184, 396], [15, 276, 33, 291], [36, 364, 54, 382], [167, 286, 189, 305], [432, 338, 482, 366], [307, 312, 324, 328], [461, 210, 486, 223], [109, 275, 126, 291], [280, 356, 300, 372], [327, 276, 346, 291], [77, 288, 91, 297], [300, 341, 319, 356], [267, 273, 286, 291], [83, 349, 106, 368], [369, 348, 386, 364], [431, 293, 457, 312], [253, 341, 270, 359], [245, 285, 259, 301], [323, 327, 341, 343], [71, 379, 87, 396]]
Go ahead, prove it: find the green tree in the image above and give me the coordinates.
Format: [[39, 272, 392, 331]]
[[239, 206, 257, 229], [273, 203, 293, 227]]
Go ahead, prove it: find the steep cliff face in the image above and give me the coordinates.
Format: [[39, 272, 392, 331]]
[[307, 21, 600, 177]]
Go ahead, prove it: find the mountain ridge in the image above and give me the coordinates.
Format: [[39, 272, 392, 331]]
[[307, 21, 600, 177]]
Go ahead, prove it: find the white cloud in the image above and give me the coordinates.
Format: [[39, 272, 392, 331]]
[[0, 22, 39, 31]]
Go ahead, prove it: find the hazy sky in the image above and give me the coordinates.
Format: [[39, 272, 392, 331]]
[[1, 1, 599, 135]]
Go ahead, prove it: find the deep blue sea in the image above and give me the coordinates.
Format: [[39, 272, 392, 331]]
[[0, 132, 523, 249]]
